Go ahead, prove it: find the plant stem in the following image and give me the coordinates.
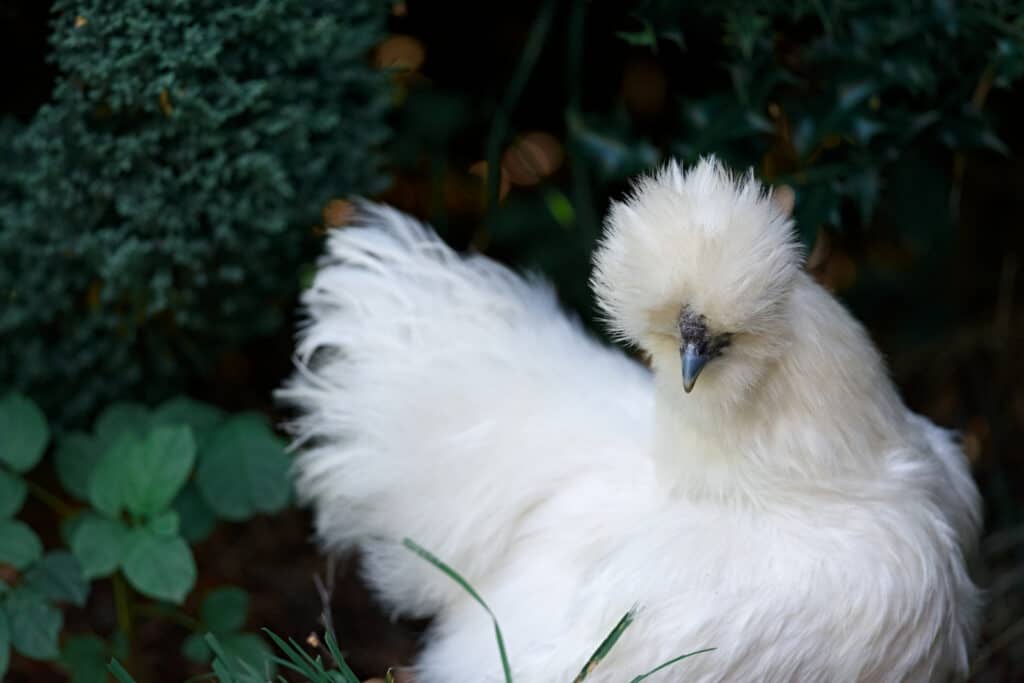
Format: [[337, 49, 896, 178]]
[[113, 572, 134, 646], [26, 480, 75, 518]]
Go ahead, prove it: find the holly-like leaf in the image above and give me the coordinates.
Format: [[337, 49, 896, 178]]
[[121, 529, 196, 603], [0, 520, 43, 570], [201, 586, 249, 633], [5, 587, 62, 660], [55, 432, 104, 501], [197, 414, 291, 521], [122, 426, 196, 518], [69, 513, 130, 579], [0, 469, 27, 518], [61, 635, 109, 683], [22, 551, 90, 607], [0, 393, 49, 473]]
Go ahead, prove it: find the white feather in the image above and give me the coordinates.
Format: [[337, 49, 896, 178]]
[[279, 159, 981, 682]]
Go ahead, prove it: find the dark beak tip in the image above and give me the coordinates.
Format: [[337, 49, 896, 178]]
[[680, 343, 709, 394]]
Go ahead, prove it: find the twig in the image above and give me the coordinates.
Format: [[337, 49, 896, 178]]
[[313, 554, 337, 638]]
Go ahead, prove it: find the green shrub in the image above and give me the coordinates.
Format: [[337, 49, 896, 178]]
[[0, 0, 391, 425], [0, 391, 291, 681]]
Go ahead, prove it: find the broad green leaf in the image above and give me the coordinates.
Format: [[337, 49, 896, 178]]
[[182, 632, 212, 663], [173, 482, 217, 543], [122, 426, 196, 518], [5, 587, 62, 660], [197, 414, 291, 521], [55, 432, 104, 501], [61, 634, 108, 683], [146, 510, 179, 537], [122, 529, 196, 603], [94, 403, 152, 447], [0, 519, 43, 569], [0, 393, 49, 473], [0, 469, 26, 518], [88, 434, 141, 517], [22, 551, 89, 607], [153, 397, 225, 444], [70, 513, 129, 579], [201, 586, 249, 633], [0, 608, 9, 680], [217, 632, 274, 675]]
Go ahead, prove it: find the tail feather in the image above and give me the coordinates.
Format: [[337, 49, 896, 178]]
[[279, 203, 652, 616]]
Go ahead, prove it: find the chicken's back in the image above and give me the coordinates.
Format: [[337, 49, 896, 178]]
[[279, 204, 655, 617]]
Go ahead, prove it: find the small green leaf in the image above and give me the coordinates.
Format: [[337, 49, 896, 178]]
[[22, 551, 90, 607], [122, 529, 196, 603], [88, 434, 141, 517], [197, 414, 291, 521], [153, 397, 224, 444], [95, 403, 152, 447], [217, 632, 274, 675], [0, 393, 49, 473], [146, 510, 179, 537], [122, 426, 196, 518], [61, 634, 109, 683], [201, 586, 249, 633], [0, 519, 43, 569], [70, 513, 129, 579], [182, 632, 212, 663], [5, 587, 62, 660], [0, 469, 27, 518], [0, 608, 9, 680], [55, 432, 104, 501], [173, 482, 217, 543]]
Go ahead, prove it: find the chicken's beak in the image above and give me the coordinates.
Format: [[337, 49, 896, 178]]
[[681, 342, 709, 393]]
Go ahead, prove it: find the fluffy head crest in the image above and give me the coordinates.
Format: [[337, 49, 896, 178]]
[[591, 157, 801, 350]]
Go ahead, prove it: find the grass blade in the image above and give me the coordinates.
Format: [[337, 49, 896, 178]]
[[403, 538, 513, 683], [323, 626, 362, 683], [628, 647, 716, 682], [108, 659, 138, 683], [572, 610, 635, 682]]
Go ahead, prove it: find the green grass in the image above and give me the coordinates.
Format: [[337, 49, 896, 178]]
[[109, 538, 714, 682]]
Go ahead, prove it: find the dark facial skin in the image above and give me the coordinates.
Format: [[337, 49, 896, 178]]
[[678, 307, 732, 392]]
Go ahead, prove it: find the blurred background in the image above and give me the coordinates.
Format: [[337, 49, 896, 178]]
[[1, 0, 1023, 680]]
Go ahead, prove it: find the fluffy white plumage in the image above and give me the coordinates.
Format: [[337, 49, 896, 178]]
[[279, 158, 981, 682]]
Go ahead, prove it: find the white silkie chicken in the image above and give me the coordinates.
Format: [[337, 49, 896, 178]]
[[280, 158, 981, 682]]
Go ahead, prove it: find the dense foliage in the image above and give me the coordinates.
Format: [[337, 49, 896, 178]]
[[0, 0, 391, 425], [0, 391, 290, 681]]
